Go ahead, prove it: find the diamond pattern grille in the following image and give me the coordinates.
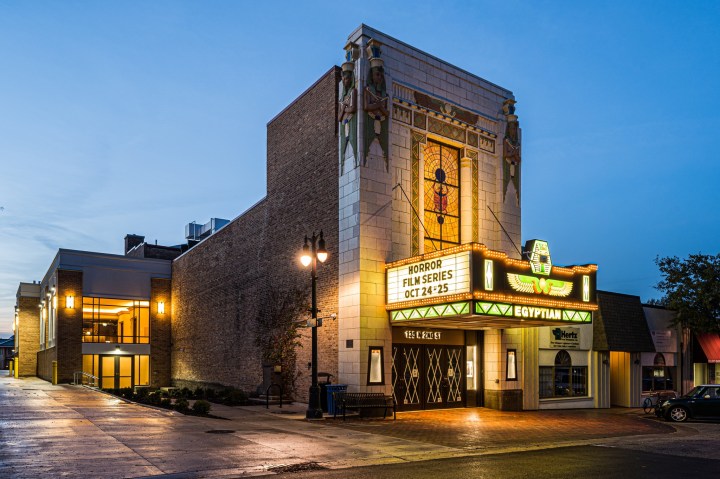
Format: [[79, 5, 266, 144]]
[[391, 347, 398, 405], [426, 347, 443, 404], [447, 347, 462, 402], [391, 301, 471, 322], [403, 347, 421, 405]]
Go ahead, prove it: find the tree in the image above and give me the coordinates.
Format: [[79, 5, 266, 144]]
[[254, 285, 308, 397], [655, 253, 720, 333]]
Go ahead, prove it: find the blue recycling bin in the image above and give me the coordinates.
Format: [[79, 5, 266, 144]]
[[326, 384, 348, 415]]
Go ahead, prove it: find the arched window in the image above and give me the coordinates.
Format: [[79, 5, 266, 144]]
[[555, 350, 572, 366], [653, 353, 666, 367], [539, 350, 588, 399], [423, 141, 460, 252]]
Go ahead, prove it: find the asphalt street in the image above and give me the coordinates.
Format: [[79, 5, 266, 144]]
[[271, 445, 720, 479]]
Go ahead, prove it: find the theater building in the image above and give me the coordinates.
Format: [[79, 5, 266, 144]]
[[170, 25, 601, 411]]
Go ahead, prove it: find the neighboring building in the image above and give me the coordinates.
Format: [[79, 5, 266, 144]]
[[593, 291, 656, 407], [29, 249, 172, 387], [693, 332, 720, 385], [643, 304, 686, 394], [14, 282, 41, 377], [0, 335, 14, 369], [170, 25, 600, 411]]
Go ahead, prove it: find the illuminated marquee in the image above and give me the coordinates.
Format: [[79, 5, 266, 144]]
[[386, 241, 597, 326], [386, 250, 471, 305]]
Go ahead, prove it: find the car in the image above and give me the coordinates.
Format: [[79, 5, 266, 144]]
[[657, 384, 720, 422]]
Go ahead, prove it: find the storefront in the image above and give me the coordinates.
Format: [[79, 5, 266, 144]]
[[694, 333, 720, 385], [386, 241, 597, 411]]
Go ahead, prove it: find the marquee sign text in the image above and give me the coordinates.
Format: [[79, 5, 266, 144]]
[[386, 251, 471, 305]]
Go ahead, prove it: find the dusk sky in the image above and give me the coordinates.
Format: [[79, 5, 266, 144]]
[[1, 1, 718, 336]]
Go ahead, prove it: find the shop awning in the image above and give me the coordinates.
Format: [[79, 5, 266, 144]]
[[696, 333, 720, 363]]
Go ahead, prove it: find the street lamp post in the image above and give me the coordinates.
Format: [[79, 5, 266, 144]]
[[300, 230, 328, 420]]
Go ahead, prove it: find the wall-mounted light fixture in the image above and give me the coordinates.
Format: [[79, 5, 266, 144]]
[[158, 301, 165, 314], [65, 296, 75, 309]]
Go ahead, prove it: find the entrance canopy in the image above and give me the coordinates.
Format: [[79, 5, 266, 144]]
[[697, 333, 720, 363], [386, 241, 597, 329]]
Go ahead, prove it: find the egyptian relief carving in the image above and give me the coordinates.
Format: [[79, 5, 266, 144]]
[[339, 43, 359, 175], [363, 40, 389, 170], [502, 99, 521, 205]]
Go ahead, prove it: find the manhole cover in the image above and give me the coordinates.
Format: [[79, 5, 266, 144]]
[[205, 430, 235, 434], [267, 462, 326, 473]]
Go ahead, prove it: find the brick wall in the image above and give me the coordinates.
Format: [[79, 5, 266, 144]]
[[150, 277, 172, 387], [264, 67, 340, 400], [171, 67, 341, 400], [16, 295, 40, 376], [55, 269, 83, 383], [171, 201, 269, 393]]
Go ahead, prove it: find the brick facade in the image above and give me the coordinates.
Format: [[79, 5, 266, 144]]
[[171, 67, 341, 400], [15, 284, 40, 377], [150, 277, 172, 387]]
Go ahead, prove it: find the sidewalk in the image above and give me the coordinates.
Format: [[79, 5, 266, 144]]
[[0, 374, 676, 479]]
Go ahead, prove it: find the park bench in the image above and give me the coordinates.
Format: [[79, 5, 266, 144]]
[[333, 392, 396, 420]]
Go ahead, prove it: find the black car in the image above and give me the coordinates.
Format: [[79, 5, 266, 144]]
[[657, 384, 720, 422]]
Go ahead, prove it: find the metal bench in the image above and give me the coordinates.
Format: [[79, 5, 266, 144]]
[[333, 392, 396, 420]]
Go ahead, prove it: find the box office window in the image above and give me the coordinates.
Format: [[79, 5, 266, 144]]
[[82, 298, 150, 344], [540, 350, 588, 398]]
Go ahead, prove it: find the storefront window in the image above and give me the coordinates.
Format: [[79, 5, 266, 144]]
[[642, 353, 675, 391], [423, 141, 460, 252], [540, 350, 588, 398], [82, 298, 150, 343], [82, 354, 149, 388]]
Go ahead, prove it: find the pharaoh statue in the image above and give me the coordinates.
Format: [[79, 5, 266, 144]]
[[339, 47, 358, 174], [502, 99, 521, 205], [363, 40, 389, 170]]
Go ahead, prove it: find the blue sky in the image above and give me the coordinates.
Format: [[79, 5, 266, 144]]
[[1, 1, 718, 335]]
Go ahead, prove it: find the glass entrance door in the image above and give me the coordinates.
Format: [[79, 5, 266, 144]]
[[100, 355, 134, 389]]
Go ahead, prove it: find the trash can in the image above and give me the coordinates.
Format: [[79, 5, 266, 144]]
[[318, 372, 333, 412], [326, 384, 348, 415]]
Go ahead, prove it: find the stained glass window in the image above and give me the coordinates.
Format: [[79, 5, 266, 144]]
[[423, 141, 460, 252]]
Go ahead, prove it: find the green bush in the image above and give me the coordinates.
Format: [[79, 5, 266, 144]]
[[222, 389, 248, 406], [117, 387, 134, 399], [192, 399, 211, 415], [193, 387, 206, 399], [134, 387, 150, 400], [174, 398, 190, 413], [146, 392, 162, 406], [160, 397, 172, 408]]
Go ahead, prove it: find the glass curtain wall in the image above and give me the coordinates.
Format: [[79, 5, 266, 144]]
[[82, 298, 150, 343]]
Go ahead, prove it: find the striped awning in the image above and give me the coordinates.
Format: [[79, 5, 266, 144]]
[[697, 333, 720, 363]]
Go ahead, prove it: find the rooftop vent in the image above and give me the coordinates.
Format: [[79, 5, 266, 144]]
[[185, 218, 229, 241]]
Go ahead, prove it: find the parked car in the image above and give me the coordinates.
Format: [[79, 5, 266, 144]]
[[657, 385, 720, 422]]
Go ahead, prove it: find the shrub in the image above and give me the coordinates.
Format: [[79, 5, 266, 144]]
[[160, 397, 172, 408], [146, 392, 162, 406], [193, 387, 206, 400], [134, 387, 150, 400], [192, 399, 211, 415], [174, 398, 190, 413], [223, 389, 248, 406], [117, 388, 134, 400]]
